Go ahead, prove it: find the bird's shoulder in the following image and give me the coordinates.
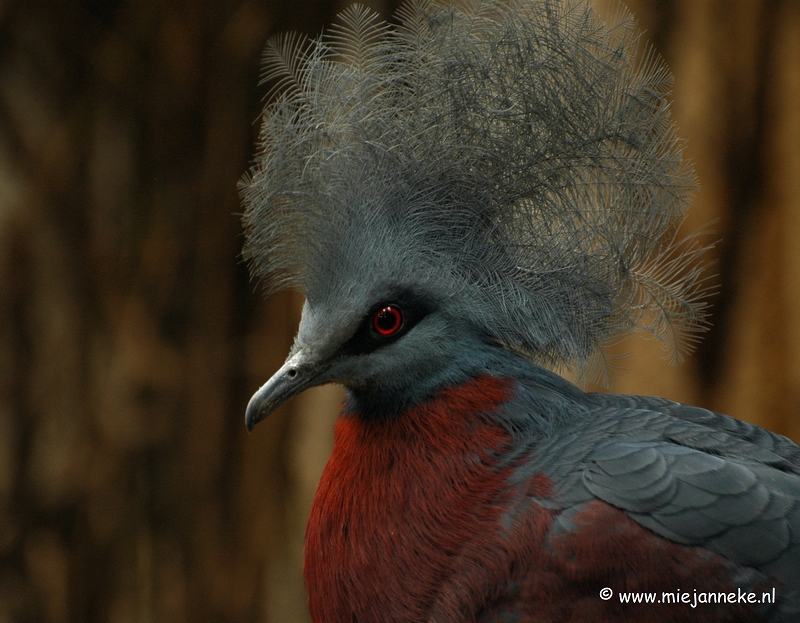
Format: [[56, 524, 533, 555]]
[[502, 388, 800, 601], [588, 392, 800, 471]]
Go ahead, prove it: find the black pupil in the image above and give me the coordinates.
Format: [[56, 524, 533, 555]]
[[376, 308, 399, 333]]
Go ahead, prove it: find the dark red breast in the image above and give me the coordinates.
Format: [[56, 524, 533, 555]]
[[304, 375, 530, 622]]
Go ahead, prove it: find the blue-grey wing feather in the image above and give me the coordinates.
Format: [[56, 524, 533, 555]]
[[514, 392, 800, 613]]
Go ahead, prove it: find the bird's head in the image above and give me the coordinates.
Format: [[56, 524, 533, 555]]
[[245, 208, 506, 429], [241, 0, 712, 430]]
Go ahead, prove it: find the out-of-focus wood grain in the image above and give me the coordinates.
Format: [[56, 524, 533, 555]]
[[0, 0, 797, 621], [607, 0, 800, 445]]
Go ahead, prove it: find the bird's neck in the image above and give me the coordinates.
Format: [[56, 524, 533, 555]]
[[304, 374, 518, 623]]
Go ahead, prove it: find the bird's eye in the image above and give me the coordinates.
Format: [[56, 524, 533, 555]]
[[372, 305, 403, 336]]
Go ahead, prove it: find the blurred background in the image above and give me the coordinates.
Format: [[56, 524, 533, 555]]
[[0, 0, 798, 620]]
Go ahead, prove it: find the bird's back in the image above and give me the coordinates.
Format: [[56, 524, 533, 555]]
[[495, 384, 800, 622]]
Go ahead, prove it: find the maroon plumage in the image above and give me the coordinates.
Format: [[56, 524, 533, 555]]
[[306, 376, 517, 621]]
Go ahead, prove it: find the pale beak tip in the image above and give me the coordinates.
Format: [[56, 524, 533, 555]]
[[245, 394, 267, 432]]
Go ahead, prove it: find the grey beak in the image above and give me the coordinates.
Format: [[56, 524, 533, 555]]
[[245, 350, 325, 431]]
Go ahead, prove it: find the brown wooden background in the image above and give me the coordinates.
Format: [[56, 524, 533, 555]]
[[0, 0, 798, 621]]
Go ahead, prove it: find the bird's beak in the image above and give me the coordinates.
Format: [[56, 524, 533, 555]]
[[245, 349, 328, 431]]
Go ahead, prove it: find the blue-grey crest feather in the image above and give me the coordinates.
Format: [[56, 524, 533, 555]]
[[240, 0, 713, 379]]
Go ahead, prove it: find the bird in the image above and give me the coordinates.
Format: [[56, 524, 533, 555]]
[[239, 0, 800, 621]]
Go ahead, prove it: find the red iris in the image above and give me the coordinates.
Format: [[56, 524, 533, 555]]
[[373, 305, 403, 336]]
